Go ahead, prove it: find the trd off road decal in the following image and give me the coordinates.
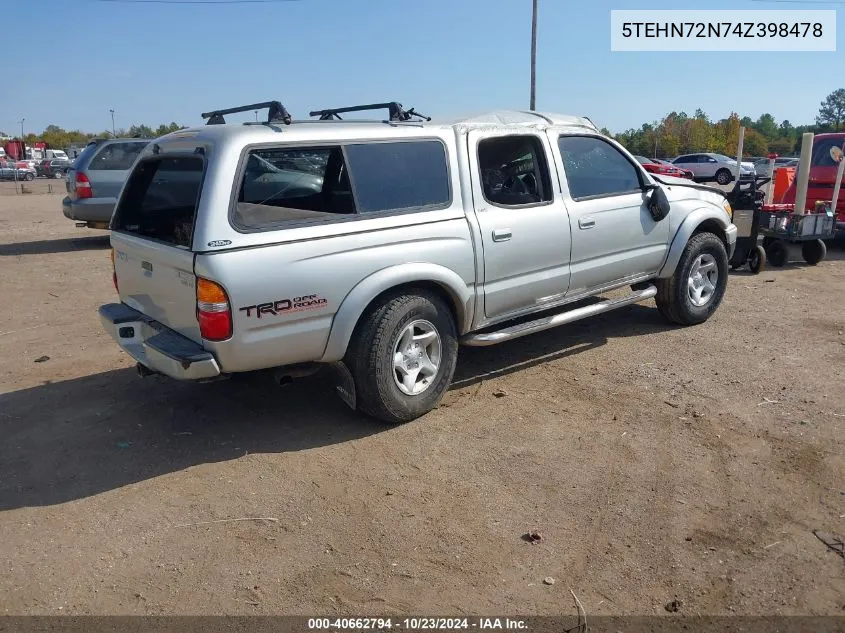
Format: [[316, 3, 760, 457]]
[[239, 294, 328, 318]]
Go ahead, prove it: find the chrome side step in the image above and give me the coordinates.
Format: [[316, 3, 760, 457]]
[[461, 285, 657, 347]]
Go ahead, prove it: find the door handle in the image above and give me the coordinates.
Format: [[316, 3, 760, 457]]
[[492, 229, 512, 242], [578, 217, 596, 229]]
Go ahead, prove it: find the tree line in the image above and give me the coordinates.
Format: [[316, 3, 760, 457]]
[[1, 122, 187, 150], [5, 88, 845, 159], [604, 88, 845, 159]]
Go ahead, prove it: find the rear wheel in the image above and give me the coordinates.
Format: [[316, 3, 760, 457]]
[[766, 240, 789, 267], [715, 168, 732, 185], [802, 239, 826, 265], [53, 170, 64, 179], [656, 232, 728, 325], [345, 290, 458, 425]]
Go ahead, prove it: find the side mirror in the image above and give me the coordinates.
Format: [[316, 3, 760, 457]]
[[646, 185, 671, 221]]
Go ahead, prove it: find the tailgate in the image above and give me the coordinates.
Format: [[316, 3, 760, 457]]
[[110, 153, 206, 343], [112, 232, 200, 342]]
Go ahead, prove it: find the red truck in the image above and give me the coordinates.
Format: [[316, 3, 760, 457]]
[[778, 132, 845, 234]]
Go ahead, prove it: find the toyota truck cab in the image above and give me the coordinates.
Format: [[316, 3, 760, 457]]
[[99, 100, 737, 424]]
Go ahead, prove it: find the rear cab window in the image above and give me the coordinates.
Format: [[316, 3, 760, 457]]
[[88, 142, 148, 171], [232, 139, 451, 231], [112, 156, 205, 248]]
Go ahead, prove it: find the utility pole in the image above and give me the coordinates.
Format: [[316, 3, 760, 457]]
[[530, 0, 538, 110], [19, 118, 24, 140], [109, 109, 116, 137]]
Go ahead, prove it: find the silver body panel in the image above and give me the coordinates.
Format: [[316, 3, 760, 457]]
[[101, 111, 736, 378]]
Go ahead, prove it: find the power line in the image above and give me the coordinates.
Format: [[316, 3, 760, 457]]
[[90, 0, 300, 4], [750, 0, 845, 4]]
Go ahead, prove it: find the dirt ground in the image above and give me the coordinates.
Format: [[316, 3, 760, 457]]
[[1, 190, 844, 617]]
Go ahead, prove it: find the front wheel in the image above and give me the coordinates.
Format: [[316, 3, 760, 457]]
[[24, 173, 34, 181], [53, 171, 64, 179], [345, 290, 458, 425], [656, 232, 729, 325], [748, 244, 766, 274]]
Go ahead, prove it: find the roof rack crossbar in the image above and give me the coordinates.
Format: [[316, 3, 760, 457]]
[[200, 101, 292, 126], [308, 101, 431, 122]]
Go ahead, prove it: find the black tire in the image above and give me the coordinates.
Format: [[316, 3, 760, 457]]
[[24, 172, 34, 181], [766, 240, 789, 267], [655, 232, 729, 326], [715, 168, 732, 186], [748, 244, 766, 274], [53, 170, 64, 179], [801, 239, 826, 265], [345, 290, 458, 425]]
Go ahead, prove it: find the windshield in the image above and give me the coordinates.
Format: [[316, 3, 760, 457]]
[[811, 137, 845, 167]]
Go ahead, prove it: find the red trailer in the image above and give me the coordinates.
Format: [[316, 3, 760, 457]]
[[3, 140, 25, 160]]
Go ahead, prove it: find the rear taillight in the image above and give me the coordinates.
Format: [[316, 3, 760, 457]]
[[196, 278, 232, 341], [75, 172, 92, 199], [110, 249, 118, 293]]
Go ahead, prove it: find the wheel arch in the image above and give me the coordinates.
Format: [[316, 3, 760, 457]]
[[658, 209, 731, 278], [320, 263, 474, 363]]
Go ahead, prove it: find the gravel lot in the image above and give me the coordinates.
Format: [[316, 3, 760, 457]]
[[1, 191, 844, 616]]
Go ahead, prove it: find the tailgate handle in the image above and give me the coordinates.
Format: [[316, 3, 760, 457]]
[[141, 261, 153, 273]]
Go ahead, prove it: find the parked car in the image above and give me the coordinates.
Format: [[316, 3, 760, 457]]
[[651, 159, 695, 179], [37, 158, 72, 179], [98, 102, 737, 424], [62, 138, 150, 229], [753, 156, 798, 178], [634, 156, 693, 179], [0, 161, 36, 181], [778, 132, 845, 234], [671, 152, 756, 185], [15, 158, 38, 171]]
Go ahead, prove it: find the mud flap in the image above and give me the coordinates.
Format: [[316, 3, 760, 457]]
[[330, 361, 357, 411]]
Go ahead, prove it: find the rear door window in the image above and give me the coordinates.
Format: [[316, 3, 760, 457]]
[[113, 156, 205, 247], [88, 142, 148, 171]]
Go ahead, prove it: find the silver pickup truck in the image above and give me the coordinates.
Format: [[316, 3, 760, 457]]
[[99, 101, 737, 424]]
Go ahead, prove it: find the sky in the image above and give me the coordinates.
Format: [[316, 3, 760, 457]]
[[1, 0, 842, 137]]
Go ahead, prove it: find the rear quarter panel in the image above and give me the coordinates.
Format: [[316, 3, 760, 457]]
[[196, 219, 475, 373]]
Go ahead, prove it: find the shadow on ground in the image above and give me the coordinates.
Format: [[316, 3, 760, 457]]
[[0, 303, 672, 511], [0, 234, 110, 256]]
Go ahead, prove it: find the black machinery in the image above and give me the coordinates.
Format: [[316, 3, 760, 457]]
[[726, 174, 769, 274]]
